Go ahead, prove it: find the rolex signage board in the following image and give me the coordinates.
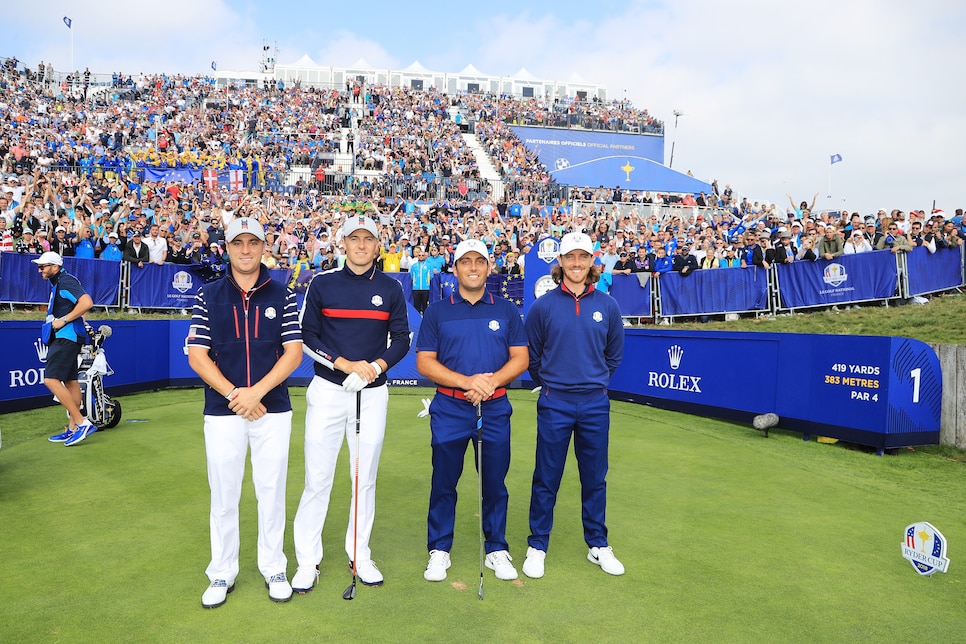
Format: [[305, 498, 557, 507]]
[[610, 329, 942, 449]]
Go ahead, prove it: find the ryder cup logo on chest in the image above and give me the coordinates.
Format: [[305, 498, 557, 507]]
[[901, 522, 950, 576], [264, 307, 276, 320], [371, 295, 383, 307], [489, 320, 501, 332], [593, 311, 603, 323]]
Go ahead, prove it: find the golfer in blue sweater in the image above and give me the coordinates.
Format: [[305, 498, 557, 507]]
[[522, 232, 625, 578]]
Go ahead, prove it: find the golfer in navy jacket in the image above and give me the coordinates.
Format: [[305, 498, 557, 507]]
[[522, 232, 626, 579], [293, 214, 410, 592], [415, 239, 529, 583], [187, 217, 303, 608]]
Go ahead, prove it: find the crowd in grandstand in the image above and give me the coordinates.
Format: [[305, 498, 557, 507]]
[[1, 55, 963, 294]]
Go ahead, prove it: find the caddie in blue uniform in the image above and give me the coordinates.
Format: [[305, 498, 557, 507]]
[[34, 251, 96, 446], [187, 217, 303, 608], [416, 239, 529, 583], [522, 232, 626, 579], [293, 214, 410, 592]]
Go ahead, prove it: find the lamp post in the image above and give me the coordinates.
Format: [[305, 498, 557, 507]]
[[669, 109, 683, 168]]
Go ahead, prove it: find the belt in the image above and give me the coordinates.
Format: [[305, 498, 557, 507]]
[[436, 387, 506, 401]]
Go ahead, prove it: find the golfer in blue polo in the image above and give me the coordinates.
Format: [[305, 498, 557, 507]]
[[415, 239, 529, 583], [522, 232, 625, 578]]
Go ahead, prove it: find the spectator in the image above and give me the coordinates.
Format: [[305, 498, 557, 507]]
[[672, 244, 699, 275], [101, 233, 123, 261], [816, 226, 844, 260], [843, 229, 873, 254], [123, 230, 150, 267], [144, 224, 168, 265], [875, 223, 912, 254]]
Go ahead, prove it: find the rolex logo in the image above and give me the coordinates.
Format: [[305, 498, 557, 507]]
[[668, 345, 684, 370], [35, 339, 49, 363]]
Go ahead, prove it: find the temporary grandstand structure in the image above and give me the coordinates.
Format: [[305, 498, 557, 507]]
[[265, 57, 607, 100]]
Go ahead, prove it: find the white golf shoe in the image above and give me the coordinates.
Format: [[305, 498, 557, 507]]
[[522, 547, 546, 579], [424, 549, 451, 582], [485, 550, 518, 580], [292, 565, 319, 594], [352, 559, 384, 587], [588, 546, 625, 576], [265, 572, 293, 602], [201, 579, 234, 609]]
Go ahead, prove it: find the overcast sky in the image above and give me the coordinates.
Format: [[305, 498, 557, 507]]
[[5, 0, 964, 215]]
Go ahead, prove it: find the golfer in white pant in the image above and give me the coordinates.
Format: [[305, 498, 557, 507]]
[[292, 215, 410, 593]]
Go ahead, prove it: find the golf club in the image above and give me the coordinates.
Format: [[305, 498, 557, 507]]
[[476, 402, 484, 601], [342, 390, 362, 601]]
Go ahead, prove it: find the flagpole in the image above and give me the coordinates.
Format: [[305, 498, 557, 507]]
[[70, 21, 74, 80]]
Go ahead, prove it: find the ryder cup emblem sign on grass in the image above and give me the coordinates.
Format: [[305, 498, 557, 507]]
[[901, 522, 950, 576]]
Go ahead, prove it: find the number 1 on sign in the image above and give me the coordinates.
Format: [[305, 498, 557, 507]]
[[910, 368, 921, 403]]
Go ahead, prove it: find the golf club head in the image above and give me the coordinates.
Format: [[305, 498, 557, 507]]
[[342, 582, 356, 601], [478, 581, 484, 601], [98, 325, 113, 338]]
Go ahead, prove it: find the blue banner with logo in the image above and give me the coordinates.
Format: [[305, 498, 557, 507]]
[[609, 273, 652, 316], [659, 267, 768, 316], [0, 252, 121, 306], [905, 246, 964, 296], [775, 251, 898, 309], [128, 263, 204, 309], [509, 126, 711, 194], [609, 329, 941, 449]]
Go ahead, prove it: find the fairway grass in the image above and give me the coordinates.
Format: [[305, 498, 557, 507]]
[[1, 388, 963, 642]]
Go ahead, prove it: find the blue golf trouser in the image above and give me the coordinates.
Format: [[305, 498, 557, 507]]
[[528, 388, 611, 552], [427, 393, 512, 554]]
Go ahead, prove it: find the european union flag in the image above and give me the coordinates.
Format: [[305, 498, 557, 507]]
[[830, 153, 843, 165]]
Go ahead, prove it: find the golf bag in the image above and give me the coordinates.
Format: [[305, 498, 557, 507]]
[[77, 324, 122, 429]]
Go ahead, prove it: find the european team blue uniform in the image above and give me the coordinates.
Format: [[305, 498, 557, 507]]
[[524, 282, 623, 552], [415, 289, 527, 554]]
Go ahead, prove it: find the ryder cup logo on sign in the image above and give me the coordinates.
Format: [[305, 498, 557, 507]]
[[901, 522, 950, 576], [537, 238, 560, 264], [823, 263, 848, 288], [172, 271, 194, 294]]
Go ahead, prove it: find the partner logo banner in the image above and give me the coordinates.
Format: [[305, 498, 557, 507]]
[[647, 344, 702, 393], [776, 251, 898, 308], [508, 126, 711, 194]]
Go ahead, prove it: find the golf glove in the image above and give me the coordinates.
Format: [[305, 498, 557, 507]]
[[417, 398, 431, 419], [342, 372, 367, 393], [531, 386, 542, 394]]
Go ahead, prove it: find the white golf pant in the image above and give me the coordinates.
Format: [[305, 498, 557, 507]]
[[294, 377, 387, 567], [203, 411, 292, 584]]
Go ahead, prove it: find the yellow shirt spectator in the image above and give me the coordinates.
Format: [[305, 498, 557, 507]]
[[381, 244, 403, 272]]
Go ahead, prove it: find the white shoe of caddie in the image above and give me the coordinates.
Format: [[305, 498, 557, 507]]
[[484, 550, 518, 580], [522, 546, 546, 579], [588, 546, 625, 576], [292, 565, 319, 594], [424, 549, 451, 582]]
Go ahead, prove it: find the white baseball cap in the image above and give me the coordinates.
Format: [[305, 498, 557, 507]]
[[32, 251, 63, 266], [225, 217, 266, 242], [559, 232, 594, 256], [341, 215, 378, 238], [453, 239, 489, 262]]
